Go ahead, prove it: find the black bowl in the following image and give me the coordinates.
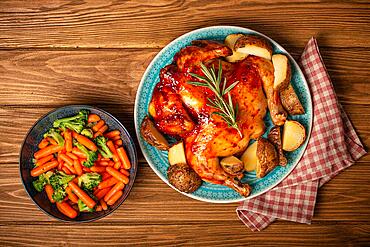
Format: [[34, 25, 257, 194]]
[[19, 105, 138, 222]]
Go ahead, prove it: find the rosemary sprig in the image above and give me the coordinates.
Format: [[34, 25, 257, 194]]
[[188, 61, 242, 137]]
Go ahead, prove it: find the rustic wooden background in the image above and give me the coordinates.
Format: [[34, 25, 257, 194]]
[[0, 1, 369, 246]]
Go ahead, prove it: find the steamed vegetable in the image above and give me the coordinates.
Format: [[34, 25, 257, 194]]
[[31, 110, 131, 218]]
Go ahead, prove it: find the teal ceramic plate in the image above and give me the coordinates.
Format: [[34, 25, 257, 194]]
[[134, 26, 312, 203]]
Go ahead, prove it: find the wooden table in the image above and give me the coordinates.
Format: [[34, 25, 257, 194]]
[[0, 1, 369, 246]]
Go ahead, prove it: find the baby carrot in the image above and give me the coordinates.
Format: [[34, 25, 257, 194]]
[[95, 205, 102, 212], [38, 138, 49, 149], [108, 160, 115, 167], [106, 167, 129, 184], [105, 130, 120, 139], [106, 140, 119, 163], [101, 172, 111, 181], [113, 162, 121, 170], [94, 187, 111, 200], [104, 182, 124, 202], [72, 132, 97, 151], [106, 190, 123, 206], [73, 159, 83, 176], [64, 162, 77, 175], [82, 166, 91, 173], [97, 176, 118, 189], [90, 166, 106, 173], [114, 139, 123, 147], [116, 147, 131, 169], [111, 135, 121, 141], [56, 202, 77, 219], [100, 199, 108, 211], [34, 145, 63, 159], [31, 160, 58, 177], [88, 114, 100, 123], [58, 161, 64, 171], [72, 147, 87, 159], [98, 125, 108, 134], [66, 186, 79, 203], [93, 131, 102, 138], [120, 169, 130, 177], [46, 137, 58, 146], [66, 152, 78, 160], [44, 184, 55, 203], [62, 166, 72, 175], [64, 129, 72, 153], [68, 181, 96, 209], [92, 120, 105, 132], [98, 161, 109, 166], [35, 154, 54, 167], [59, 153, 74, 166]]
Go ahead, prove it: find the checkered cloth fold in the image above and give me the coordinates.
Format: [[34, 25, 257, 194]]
[[236, 37, 367, 231]]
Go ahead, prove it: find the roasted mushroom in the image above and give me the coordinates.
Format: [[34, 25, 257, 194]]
[[167, 163, 202, 193]]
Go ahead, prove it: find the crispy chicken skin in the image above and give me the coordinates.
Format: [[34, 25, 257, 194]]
[[147, 40, 281, 196]]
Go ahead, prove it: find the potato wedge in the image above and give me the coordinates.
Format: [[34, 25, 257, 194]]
[[225, 33, 244, 49], [148, 101, 156, 117], [280, 84, 305, 115], [282, 120, 306, 151], [272, 54, 291, 90], [220, 156, 244, 175], [234, 35, 273, 60], [256, 138, 279, 178], [241, 141, 258, 172], [268, 126, 287, 166], [224, 34, 248, 62], [140, 116, 169, 150], [168, 141, 187, 166]]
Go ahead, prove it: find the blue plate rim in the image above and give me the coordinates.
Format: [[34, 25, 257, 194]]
[[134, 25, 313, 203], [19, 104, 138, 222]]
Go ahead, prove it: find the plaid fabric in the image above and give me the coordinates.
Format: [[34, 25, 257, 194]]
[[236, 37, 367, 231]]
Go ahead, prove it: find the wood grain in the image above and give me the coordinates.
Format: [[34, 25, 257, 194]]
[[0, 1, 369, 49], [0, 48, 369, 106], [0, 0, 369, 245], [0, 224, 369, 246]]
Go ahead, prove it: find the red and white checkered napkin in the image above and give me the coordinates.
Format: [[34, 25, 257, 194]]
[[236, 37, 367, 231]]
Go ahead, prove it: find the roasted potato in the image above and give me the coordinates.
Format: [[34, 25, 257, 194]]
[[167, 163, 202, 193], [140, 116, 170, 150], [282, 120, 306, 151], [234, 35, 273, 60], [268, 126, 287, 166], [224, 34, 248, 62], [168, 141, 187, 166], [256, 138, 279, 178], [240, 141, 258, 172], [280, 84, 305, 115], [272, 54, 291, 90], [220, 156, 244, 175]]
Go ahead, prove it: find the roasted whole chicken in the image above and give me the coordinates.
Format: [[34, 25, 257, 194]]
[[145, 39, 288, 197]]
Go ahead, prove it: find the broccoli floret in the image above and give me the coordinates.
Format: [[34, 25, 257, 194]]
[[43, 128, 65, 147], [78, 172, 102, 191], [32, 171, 54, 192], [53, 110, 89, 134], [49, 171, 75, 202], [74, 140, 98, 168], [53, 187, 67, 202], [78, 199, 94, 212], [81, 128, 93, 138], [95, 136, 113, 158]]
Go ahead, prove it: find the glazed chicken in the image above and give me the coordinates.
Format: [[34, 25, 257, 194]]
[[148, 40, 286, 196]]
